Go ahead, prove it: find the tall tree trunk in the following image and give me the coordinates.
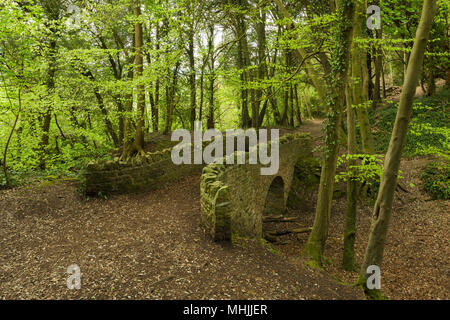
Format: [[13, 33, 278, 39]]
[[39, 37, 57, 170], [243, 35, 257, 129], [207, 25, 215, 129], [281, 88, 289, 126], [294, 84, 302, 125], [343, 83, 358, 271], [256, 8, 267, 128], [153, 24, 160, 132], [236, 15, 250, 128], [358, 0, 438, 297], [120, 18, 137, 159], [281, 49, 291, 126], [163, 62, 181, 135], [133, 0, 145, 154], [289, 85, 294, 127], [188, 28, 196, 130], [373, 29, 382, 104], [367, 51, 374, 100], [1, 74, 22, 187], [302, 0, 356, 266], [355, 0, 375, 154], [426, 68, 436, 96], [381, 59, 386, 98], [199, 65, 205, 125]]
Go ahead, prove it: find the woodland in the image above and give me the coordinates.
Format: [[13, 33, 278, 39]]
[[0, 0, 449, 300]]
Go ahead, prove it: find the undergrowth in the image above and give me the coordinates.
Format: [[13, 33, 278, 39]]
[[369, 88, 449, 158]]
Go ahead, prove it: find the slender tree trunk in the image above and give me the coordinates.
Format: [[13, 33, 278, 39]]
[[236, 15, 250, 128], [154, 24, 160, 132], [426, 68, 436, 96], [133, 0, 146, 153], [289, 85, 294, 127], [403, 50, 410, 82], [373, 29, 382, 103], [188, 28, 196, 130], [294, 84, 302, 125], [163, 62, 181, 135], [1, 76, 21, 187], [381, 59, 386, 98], [281, 49, 291, 126], [207, 25, 215, 129], [358, 0, 438, 297], [302, 0, 355, 266], [355, 0, 375, 154], [256, 9, 267, 128], [39, 38, 57, 170], [281, 88, 289, 126], [199, 66, 205, 125], [367, 51, 374, 100], [243, 35, 257, 129], [343, 83, 358, 271]]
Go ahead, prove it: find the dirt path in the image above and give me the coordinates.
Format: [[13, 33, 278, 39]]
[[0, 173, 362, 299]]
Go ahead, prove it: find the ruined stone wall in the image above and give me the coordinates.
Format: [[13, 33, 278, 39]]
[[200, 132, 313, 242], [84, 147, 203, 196]]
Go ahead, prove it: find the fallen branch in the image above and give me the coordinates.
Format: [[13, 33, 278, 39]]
[[263, 216, 301, 223], [265, 227, 312, 237], [396, 183, 410, 193], [149, 275, 175, 292]]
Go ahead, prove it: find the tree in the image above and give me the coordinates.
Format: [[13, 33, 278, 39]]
[[122, 0, 146, 159], [302, 0, 356, 266], [358, 0, 438, 297]]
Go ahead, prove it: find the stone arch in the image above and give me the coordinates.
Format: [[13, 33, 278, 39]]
[[262, 176, 285, 216], [200, 132, 313, 242]]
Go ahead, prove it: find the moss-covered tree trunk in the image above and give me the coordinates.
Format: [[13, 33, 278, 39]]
[[188, 27, 196, 130], [343, 83, 358, 271], [133, 0, 145, 154], [342, 1, 378, 270], [354, 0, 375, 154], [121, 1, 146, 160], [302, 0, 355, 266], [358, 0, 438, 296]]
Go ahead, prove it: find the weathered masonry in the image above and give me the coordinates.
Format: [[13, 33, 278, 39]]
[[84, 143, 206, 196], [200, 132, 313, 241], [84, 132, 313, 244]]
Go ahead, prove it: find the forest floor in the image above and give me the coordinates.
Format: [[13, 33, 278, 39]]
[[267, 116, 450, 300], [271, 155, 449, 300], [0, 173, 362, 299], [0, 117, 448, 300]]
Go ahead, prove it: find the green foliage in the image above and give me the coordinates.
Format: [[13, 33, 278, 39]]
[[335, 154, 384, 185], [421, 160, 450, 200], [335, 154, 406, 200], [371, 89, 450, 158]]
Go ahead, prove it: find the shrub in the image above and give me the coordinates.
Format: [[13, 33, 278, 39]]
[[421, 160, 450, 200], [370, 88, 449, 157]]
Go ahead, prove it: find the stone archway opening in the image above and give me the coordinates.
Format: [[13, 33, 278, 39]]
[[262, 176, 285, 216], [262, 176, 286, 239]]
